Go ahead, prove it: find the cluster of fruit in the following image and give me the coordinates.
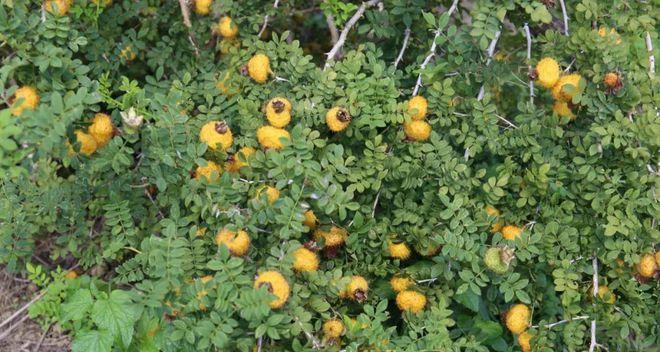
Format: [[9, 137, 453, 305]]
[[68, 113, 115, 156], [403, 95, 431, 141], [534, 57, 584, 119]]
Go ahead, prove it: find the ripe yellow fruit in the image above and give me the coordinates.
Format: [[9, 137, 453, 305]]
[[636, 253, 656, 278], [44, 0, 69, 16], [254, 271, 290, 309], [596, 285, 616, 304], [553, 101, 575, 119], [314, 226, 347, 247], [485, 205, 503, 233], [89, 113, 114, 147], [64, 271, 78, 280], [257, 186, 280, 204], [11, 86, 39, 116], [403, 120, 431, 141], [218, 16, 238, 39], [323, 319, 344, 339], [388, 241, 411, 260], [193, 0, 211, 15], [292, 247, 319, 272], [603, 72, 620, 88], [214, 228, 250, 256], [256, 125, 290, 150], [535, 57, 561, 89], [502, 225, 523, 240], [407, 96, 428, 120], [396, 290, 426, 313], [265, 97, 292, 128], [226, 146, 255, 172], [302, 210, 317, 230], [390, 277, 413, 293], [505, 304, 531, 334], [518, 331, 532, 352], [344, 276, 369, 301], [199, 121, 233, 151], [73, 130, 98, 156], [326, 107, 351, 132], [119, 46, 137, 61], [247, 54, 271, 83], [195, 160, 222, 181], [551, 74, 584, 102]]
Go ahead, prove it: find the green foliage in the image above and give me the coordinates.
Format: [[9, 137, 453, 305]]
[[1, 0, 659, 351]]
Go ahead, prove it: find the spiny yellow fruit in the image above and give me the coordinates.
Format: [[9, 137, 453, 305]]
[[292, 247, 319, 272], [535, 57, 561, 89], [193, 0, 211, 15], [199, 121, 233, 151], [64, 271, 78, 280], [195, 160, 222, 181], [218, 16, 238, 39], [214, 228, 250, 256], [302, 210, 317, 230], [603, 72, 620, 88], [485, 205, 503, 233], [518, 331, 532, 352], [256, 125, 290, 150], [200, 275, 213, 284], [505, 304, 531, 334], [596, 285, 616, 304], [265, 97, 292, 128], [44, 0, 69, 16], [388, 241, 411, 260], [247, 54, 271, 83], [11, 86, 39, 116], [254, 271, 290, 309], [89, 113, 114, 147], [323, 319, 344, 339], [73, 130, 98, 156], [119, 46, 137, 61], [345, 276, 369, 302], [551, 74, 584, 102], [314, 226, 347, 247], [407, 96, 428, 120], [257, 186, 279, 204], [553, 101, 575, 119], [226, 146, 255, 172], [502, 225, 523, 240], [325, 107, 351, 132], [403, 120, 431, 141], [636, 253, 656, 278], [390, 277, 413, 293], [396, 290, 426, 313]]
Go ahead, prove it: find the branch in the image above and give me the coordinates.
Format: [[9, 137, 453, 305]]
[[531, 315, 589, 329], [411, 0, 460, 96], [371, 190, 381, 218], [0, 314, 30, 341], [258, 0, 281, 38], [646, 32, 655, 77], [393, 27, 411, 68], [558, 0, 569, 36], [523, 23, 534, 104], [0, 290, 46, 330], [326, 14, 339, 45], [324, 0, 381, 70], [477, 29, 502, 101], [589, 255, 598, 352], [495, 114, 519, 129], [178, 0, 199, 56]]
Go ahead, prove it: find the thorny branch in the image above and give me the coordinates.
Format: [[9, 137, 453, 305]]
[[393, 27, 411, 68], [258, 0, 281, 38], [559, 0, 569, 36], [326, 14, 339, 45], [589, 255, 599, 352], [646, 32, 655, 77], [178, 0, 200, 56], [324, 0, 381, 70], [531, 315, 589, 329], [476, 29, 502, 101], [523, 23, 534, 104]]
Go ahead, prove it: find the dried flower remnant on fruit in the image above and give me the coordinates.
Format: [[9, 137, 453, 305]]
[[199, 121, 233, 151], [326, 107, 351, 132]]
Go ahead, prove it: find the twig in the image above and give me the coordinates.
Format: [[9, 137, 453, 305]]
[[258, 0, 281, 38], [523, 23, 534, 104], [411, 0, 460, 96], [326, 14, 339, 45], [324, 0, 381, 70], [144, 188, 165, 219], [646, 32, 655, 77], [257, 336, 263, 352], [393, 27, 411, 68], [371, 190, 381, 218], [495, 114, 519, 129], [477, 29, 502, 101], [0, 314, 30, 341], [0, 290, 47, 330], [417, 278, 438, 284], [531, 315, 589, 329], [177, 0, 200, 56], [558, 0, 569, 36], [33, 323, 52, 352], [589, 255, 598, 352]]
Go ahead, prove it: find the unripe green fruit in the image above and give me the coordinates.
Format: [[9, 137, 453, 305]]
[[484, 247, 513, 274]]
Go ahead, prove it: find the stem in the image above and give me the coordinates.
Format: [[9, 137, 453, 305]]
[[258, 0, 281, 38], [393, 27, 411, 68], [559, 0, 569, 36], [324, 0, 381, 70], [523, 23, 534, 104], [477, 29, 502, 101]]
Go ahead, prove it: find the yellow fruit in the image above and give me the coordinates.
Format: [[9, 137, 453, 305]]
[[256, 125, 290, 150], [247, 54, 271, 83], [314, 226, 347, 247], [390, 277, 413, 293], [292, 247, 319, 272], [199, 121, 233, 151], [551, 74, 584, 102], [193, 0, 211, 15], [195, 160, 222, 181], [403, 120, 431, 141], [254, 271, 290, 309], [11, 86, 39, 116], [323, 319, 344, 339], [218, 16, 238, 39], [302, 210, 317, 230], [597, 27, 622, 45], [325, 107, 351, 132], [518, 331, 532, 352], [388, 241, 411, 260], [655, 252, 660, 267], [535, 57, 561, 89], [603, 72, 620, 88], [73, 130, 98, 156], [502, 225, 523, 240], [265, 97, 292, 128], [636, 253, 656, 278], [226, 146, 255, 172], [505, 304, 531, 334], [44, 0, 69, 16], [119, 46, 137, 61], [257, 186, 279, 204], [553, 101, 575, 119], [64, 271, 78, 280], [596, 285, 616, 304], [215, 229, 250, 256], [407, 96, 428, 120], [89, 113, 114, 147], [344, 276, 369, 301], [485, 205, 503, 233], [396, 290, 426, 313]]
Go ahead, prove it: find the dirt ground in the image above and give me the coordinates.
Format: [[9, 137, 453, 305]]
[[0, 268, 70, 352]]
